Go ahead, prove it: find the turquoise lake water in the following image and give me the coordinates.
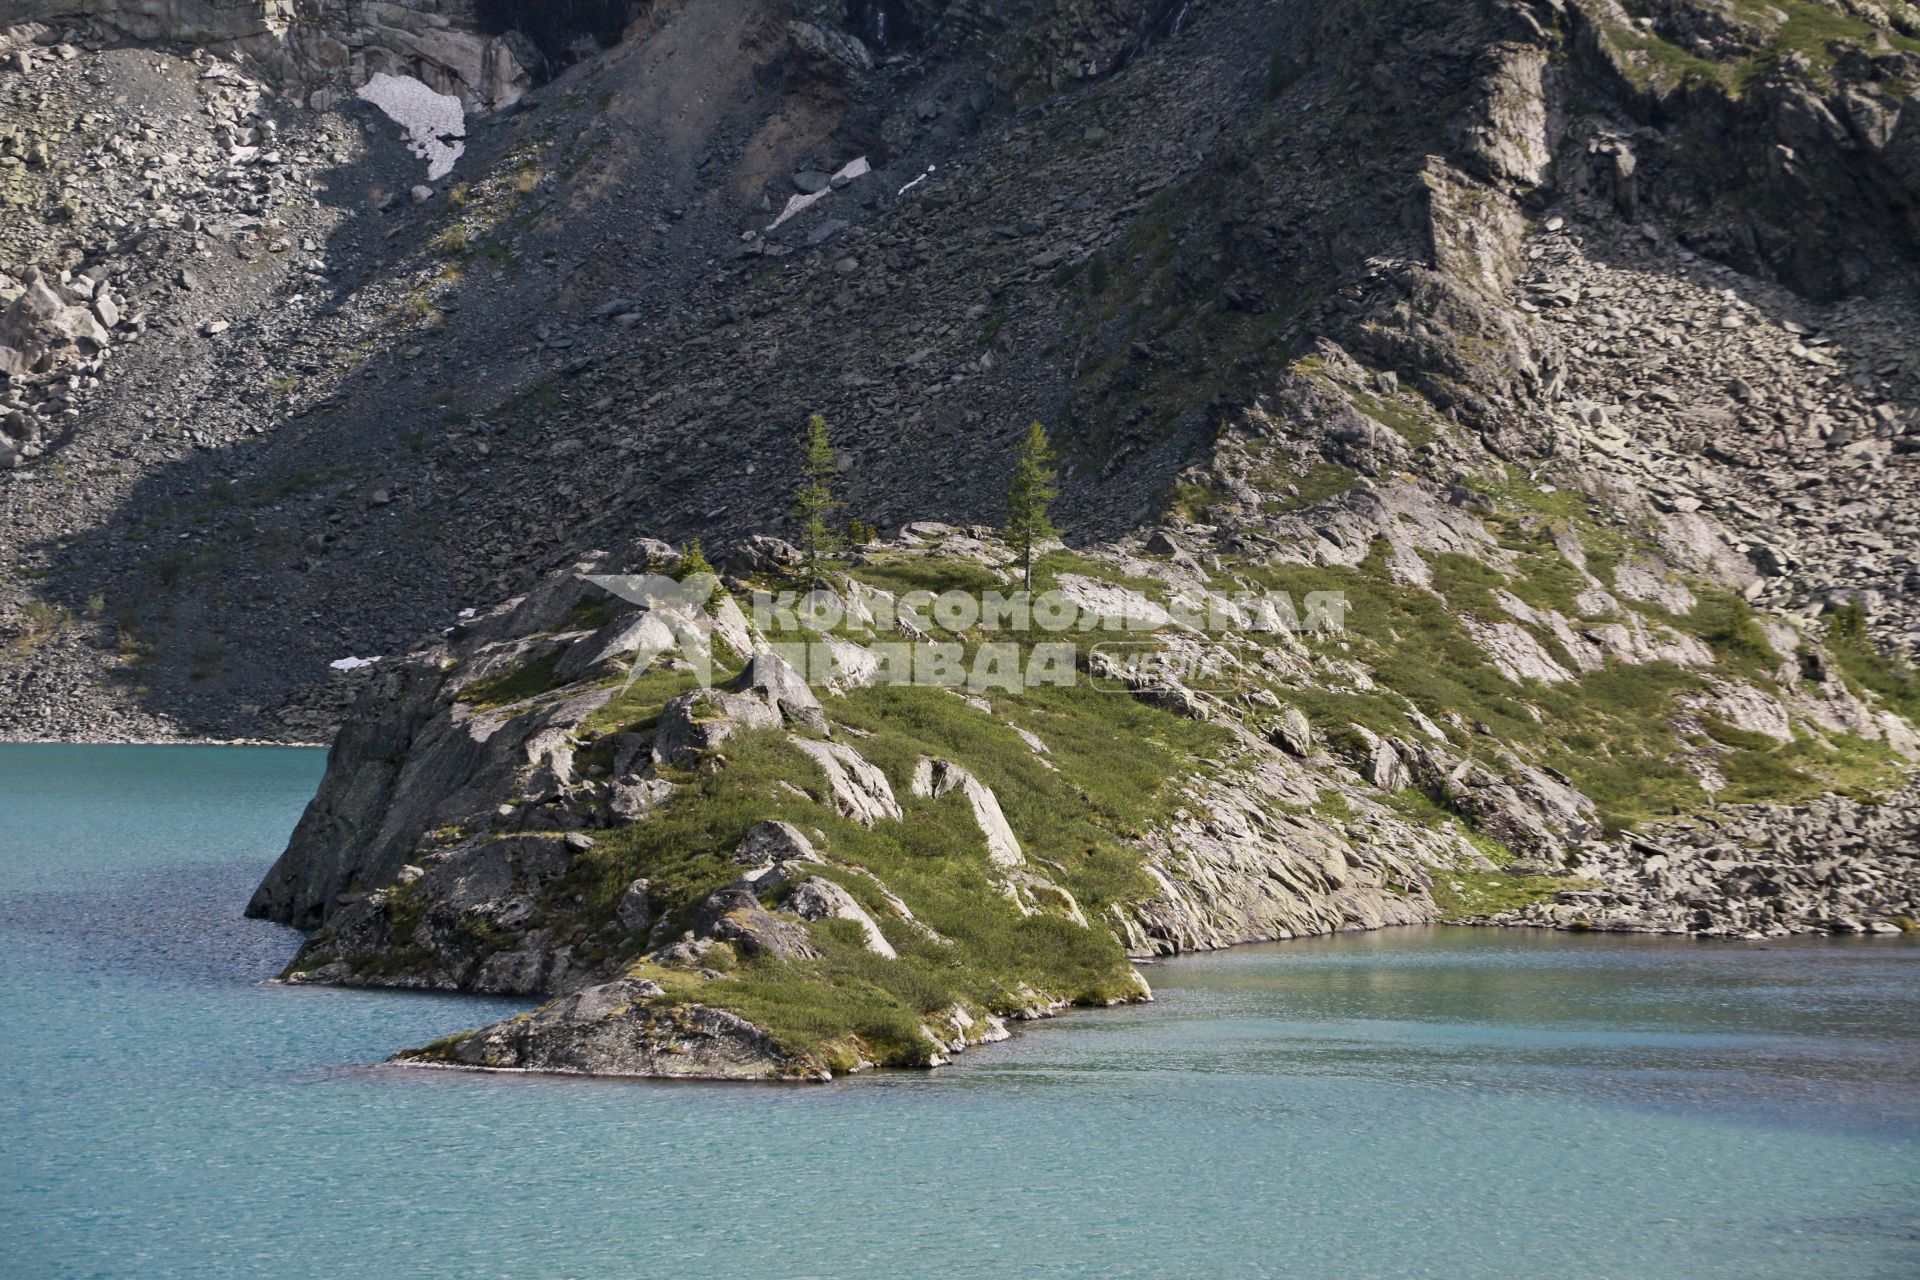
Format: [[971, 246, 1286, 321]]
[[2, 743, 1917, 1279]]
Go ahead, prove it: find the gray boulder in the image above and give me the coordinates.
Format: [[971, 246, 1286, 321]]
[[652, 651, 822, 765], [652, 688, 782, 765], [735, 650, 828, 734], [695, 888, 821, 961], [793, 738, 902, 826], [609, 776, 676, 821], [615, 878, 653, 932], [1269, 706, 1313, 757], [734, 819, 818, 864], [394, 978, 825, 1080], [720, 534, 801, 578], [784, 877, 896, 958]]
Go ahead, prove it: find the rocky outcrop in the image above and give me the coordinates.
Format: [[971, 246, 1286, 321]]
[[1121, 750, 1447, 954], [1564, 0, 1920, 303], [395, 978, 829, 1081], [249, 553, 665, 929], [1488, 786, 1920, 937], [283, 830, 592, 993], [790, 738, 902, 826], [247, 662, 613, 929], [696, 888, 823, 962], [251, 502, 1918, 1081], [910, 757, 1022, 867]]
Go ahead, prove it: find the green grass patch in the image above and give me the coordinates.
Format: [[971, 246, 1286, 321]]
[[1714, 729, 1903, 806], [1673, 589, 1780, 683], [564, 595, 623, 633], [548, 718, 1166, 1068], [580, 663, 709, 736], [1427, 552, 1510, 618], [845, 553, 1005, 601], [1261, 460, 1360, 512], [1350, 385, 1438, 448], [833, 680, 1230, 913], [1826, 604, 1920, 721], [458, 649, 568, 710], [1166, 481, 1223, 522], [1030, 549, 1170, 600], [1430, 870, 1597, 921]]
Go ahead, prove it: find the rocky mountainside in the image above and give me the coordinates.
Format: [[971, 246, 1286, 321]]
[[2, 0, 1919, 1077], [243, 514, 1915, 1079], [6, 0, 1917, 741]]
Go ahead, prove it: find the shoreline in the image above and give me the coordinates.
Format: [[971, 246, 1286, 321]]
[[351, 923, 1919, 1086]]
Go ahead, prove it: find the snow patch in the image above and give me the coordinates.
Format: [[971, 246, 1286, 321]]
[[766, 157, 872, 231], [896, 164, 935, 197], [329, 655, 383, 671], [356, 73, 466, 181]]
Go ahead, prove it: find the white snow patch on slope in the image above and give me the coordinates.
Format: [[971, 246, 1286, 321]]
[[766, 157, 872, 231], [357, 73, 466, 181]]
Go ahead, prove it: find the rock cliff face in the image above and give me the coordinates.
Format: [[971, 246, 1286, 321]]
[[20, 0, 541, 107], [3, 0, 1920, 1075]]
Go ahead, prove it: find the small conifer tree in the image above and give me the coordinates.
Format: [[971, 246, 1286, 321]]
[[793, 412, 843, 586], [1006, 421, 1059, 592], [677, 539, 714, 582], [1830, 599, 1868, 646]]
